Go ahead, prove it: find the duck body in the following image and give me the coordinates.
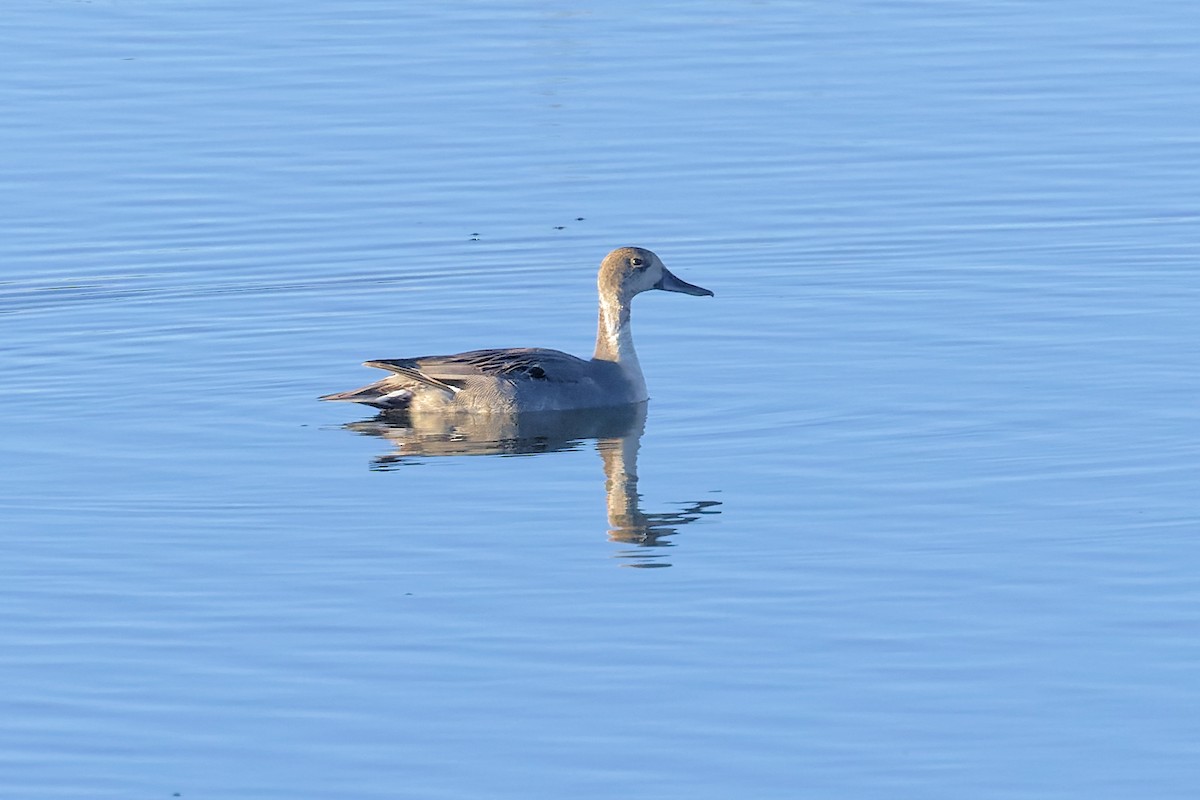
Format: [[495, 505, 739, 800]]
[[323, 347, 638, 413], [320, 247, 712, 413]]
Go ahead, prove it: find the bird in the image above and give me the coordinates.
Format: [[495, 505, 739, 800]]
[[320, 246, 713, 413]]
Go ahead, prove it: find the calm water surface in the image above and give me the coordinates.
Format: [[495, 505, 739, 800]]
[[3, 2, 1199, 798]]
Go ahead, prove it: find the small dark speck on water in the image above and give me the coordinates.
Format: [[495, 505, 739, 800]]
[[576, 217, 584, 221], [554, 226, 565, 230]]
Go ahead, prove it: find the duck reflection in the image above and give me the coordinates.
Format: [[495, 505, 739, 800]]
[[341, 402, 720, 567]]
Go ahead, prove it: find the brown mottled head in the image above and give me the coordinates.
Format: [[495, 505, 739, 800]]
[[597, 246, 713, 301]]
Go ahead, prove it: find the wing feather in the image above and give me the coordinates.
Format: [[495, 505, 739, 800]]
[[367, 348, 590, 387]]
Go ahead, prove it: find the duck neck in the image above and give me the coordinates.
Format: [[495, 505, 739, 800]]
[[593, 297, 646, 392]]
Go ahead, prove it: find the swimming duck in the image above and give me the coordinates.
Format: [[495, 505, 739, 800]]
[[320, 246, 713, 412]]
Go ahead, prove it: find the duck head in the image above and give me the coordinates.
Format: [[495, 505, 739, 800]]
[[598, 246, 714, 301]]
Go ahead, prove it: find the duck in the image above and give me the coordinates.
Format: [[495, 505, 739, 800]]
[[320, 246, 713, 413]]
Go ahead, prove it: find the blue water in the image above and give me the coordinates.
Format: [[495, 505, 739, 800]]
[[3, 2, 1199, 798]]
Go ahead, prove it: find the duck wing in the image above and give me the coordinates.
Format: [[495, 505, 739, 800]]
[[365, 347, 592, 390]]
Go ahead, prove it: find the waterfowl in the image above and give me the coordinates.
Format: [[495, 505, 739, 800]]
[[320, 246, 713, 413]]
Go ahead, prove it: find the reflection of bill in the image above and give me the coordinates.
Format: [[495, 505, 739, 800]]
[[340, 402, 721, 567]]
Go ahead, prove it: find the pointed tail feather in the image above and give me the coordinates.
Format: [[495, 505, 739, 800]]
[[319, 384, 413, 409]]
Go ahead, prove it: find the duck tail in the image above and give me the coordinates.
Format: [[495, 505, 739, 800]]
[[319, 383, 413, 409]]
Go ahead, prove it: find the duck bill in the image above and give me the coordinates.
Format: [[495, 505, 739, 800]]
[[655, 267, 714, 297]]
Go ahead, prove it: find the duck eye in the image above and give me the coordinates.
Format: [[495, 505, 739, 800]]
[[630, 257, 645, 268]]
